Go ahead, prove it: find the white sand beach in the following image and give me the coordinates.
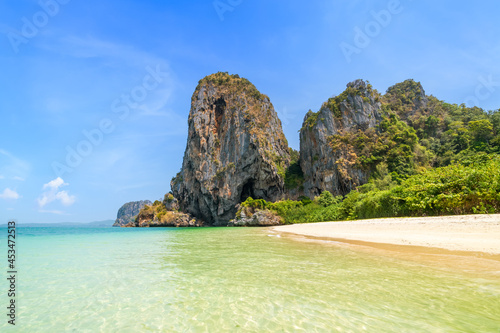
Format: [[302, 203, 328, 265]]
[[272, 215, 500, 255]]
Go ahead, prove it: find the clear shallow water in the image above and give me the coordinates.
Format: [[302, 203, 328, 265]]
[[0, 226, 499, 332]]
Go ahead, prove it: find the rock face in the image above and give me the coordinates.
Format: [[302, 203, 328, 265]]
[[124, 196, 204, 227], [229, 209, 283, 227], [134, 208, 203, 227], [113, 200, 152, 227], [171, 72, 290, 225], [299, 80, 382, 197]]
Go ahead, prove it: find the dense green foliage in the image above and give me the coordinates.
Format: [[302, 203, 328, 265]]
[[328, 114, 427, 180], [381, 80, 500, 168], [241, 155, 500, 224], [237, 195, 344, 224], [146, 200, 168, 221], [343, 154, 500, 219]]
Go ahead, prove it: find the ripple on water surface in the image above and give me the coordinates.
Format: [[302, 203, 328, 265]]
[[1, 226, 499, 332]]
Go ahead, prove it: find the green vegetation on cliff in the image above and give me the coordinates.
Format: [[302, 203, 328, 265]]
[[242, 154, 500, 224], [382, 79, 500, 168], [193, 71, 267, 102], [137, 200, 171, 225], [328, 114, 426, 181], [324, 80, 380, 118], [320, 79, 500, 187]]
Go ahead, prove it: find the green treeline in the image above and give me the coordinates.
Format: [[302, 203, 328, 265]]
[[241, 154, 500, 223]]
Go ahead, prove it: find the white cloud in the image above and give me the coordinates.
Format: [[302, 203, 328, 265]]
[[43, 177, 67, 190], [55, 191, 75, 206], [13, 176, 25, 181], [0, 188, 20, 200], [37, 177, 76, 208]]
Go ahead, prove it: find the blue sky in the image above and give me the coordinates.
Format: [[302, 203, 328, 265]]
[[1, 0, 499, 223]]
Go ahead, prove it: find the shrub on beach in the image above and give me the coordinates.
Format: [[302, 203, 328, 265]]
[[339, 154, 500, 219]]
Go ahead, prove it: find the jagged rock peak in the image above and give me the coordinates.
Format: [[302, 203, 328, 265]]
[[299, 79, 382, 197], [171, 72, 290, 225], [386, 79, 426, 100], [384, 79, 428, 120], [347, 78, 371, 91], [113, 200, 152, 227]]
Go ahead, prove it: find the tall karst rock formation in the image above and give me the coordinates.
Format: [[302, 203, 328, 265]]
[[299, 79, 382, 197], [171, 72, 290, 225]]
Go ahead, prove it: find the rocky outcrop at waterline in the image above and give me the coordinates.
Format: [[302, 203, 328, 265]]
[[120, 195, 204, 227], [113, 200, 152, 227], [171, 72, 291, 226]]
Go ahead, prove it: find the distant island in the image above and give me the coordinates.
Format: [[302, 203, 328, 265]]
[[114, 72, 500, 227]]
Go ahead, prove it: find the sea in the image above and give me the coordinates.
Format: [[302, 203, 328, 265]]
[[0, 226, 499, 332]]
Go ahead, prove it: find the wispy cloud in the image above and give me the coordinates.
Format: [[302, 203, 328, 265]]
[[13, 176, 25, 181], [136, 88, 175, 117], [0, 188, 20, 200], [39, 209, 68, 215], [0, 149, 30, 180], [43, 35, 171, 69], [37, 177, 76, 208]]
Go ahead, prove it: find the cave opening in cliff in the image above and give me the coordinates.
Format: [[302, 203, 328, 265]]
[[214, 97, 226, 135], [240, 180, 255, 202]]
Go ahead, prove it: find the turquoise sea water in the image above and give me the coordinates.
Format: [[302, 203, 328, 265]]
[[0, 226, 499, 332]]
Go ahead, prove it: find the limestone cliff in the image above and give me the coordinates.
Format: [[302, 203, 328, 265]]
[[299, 80, 382, 197], [113, 200, 152, 227], [171, 72, 290, 225]]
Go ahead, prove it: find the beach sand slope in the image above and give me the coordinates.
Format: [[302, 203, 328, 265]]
[[272, 215, 500, 254]]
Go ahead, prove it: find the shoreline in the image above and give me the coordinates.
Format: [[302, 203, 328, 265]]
[[271, 214, 500, 255]]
